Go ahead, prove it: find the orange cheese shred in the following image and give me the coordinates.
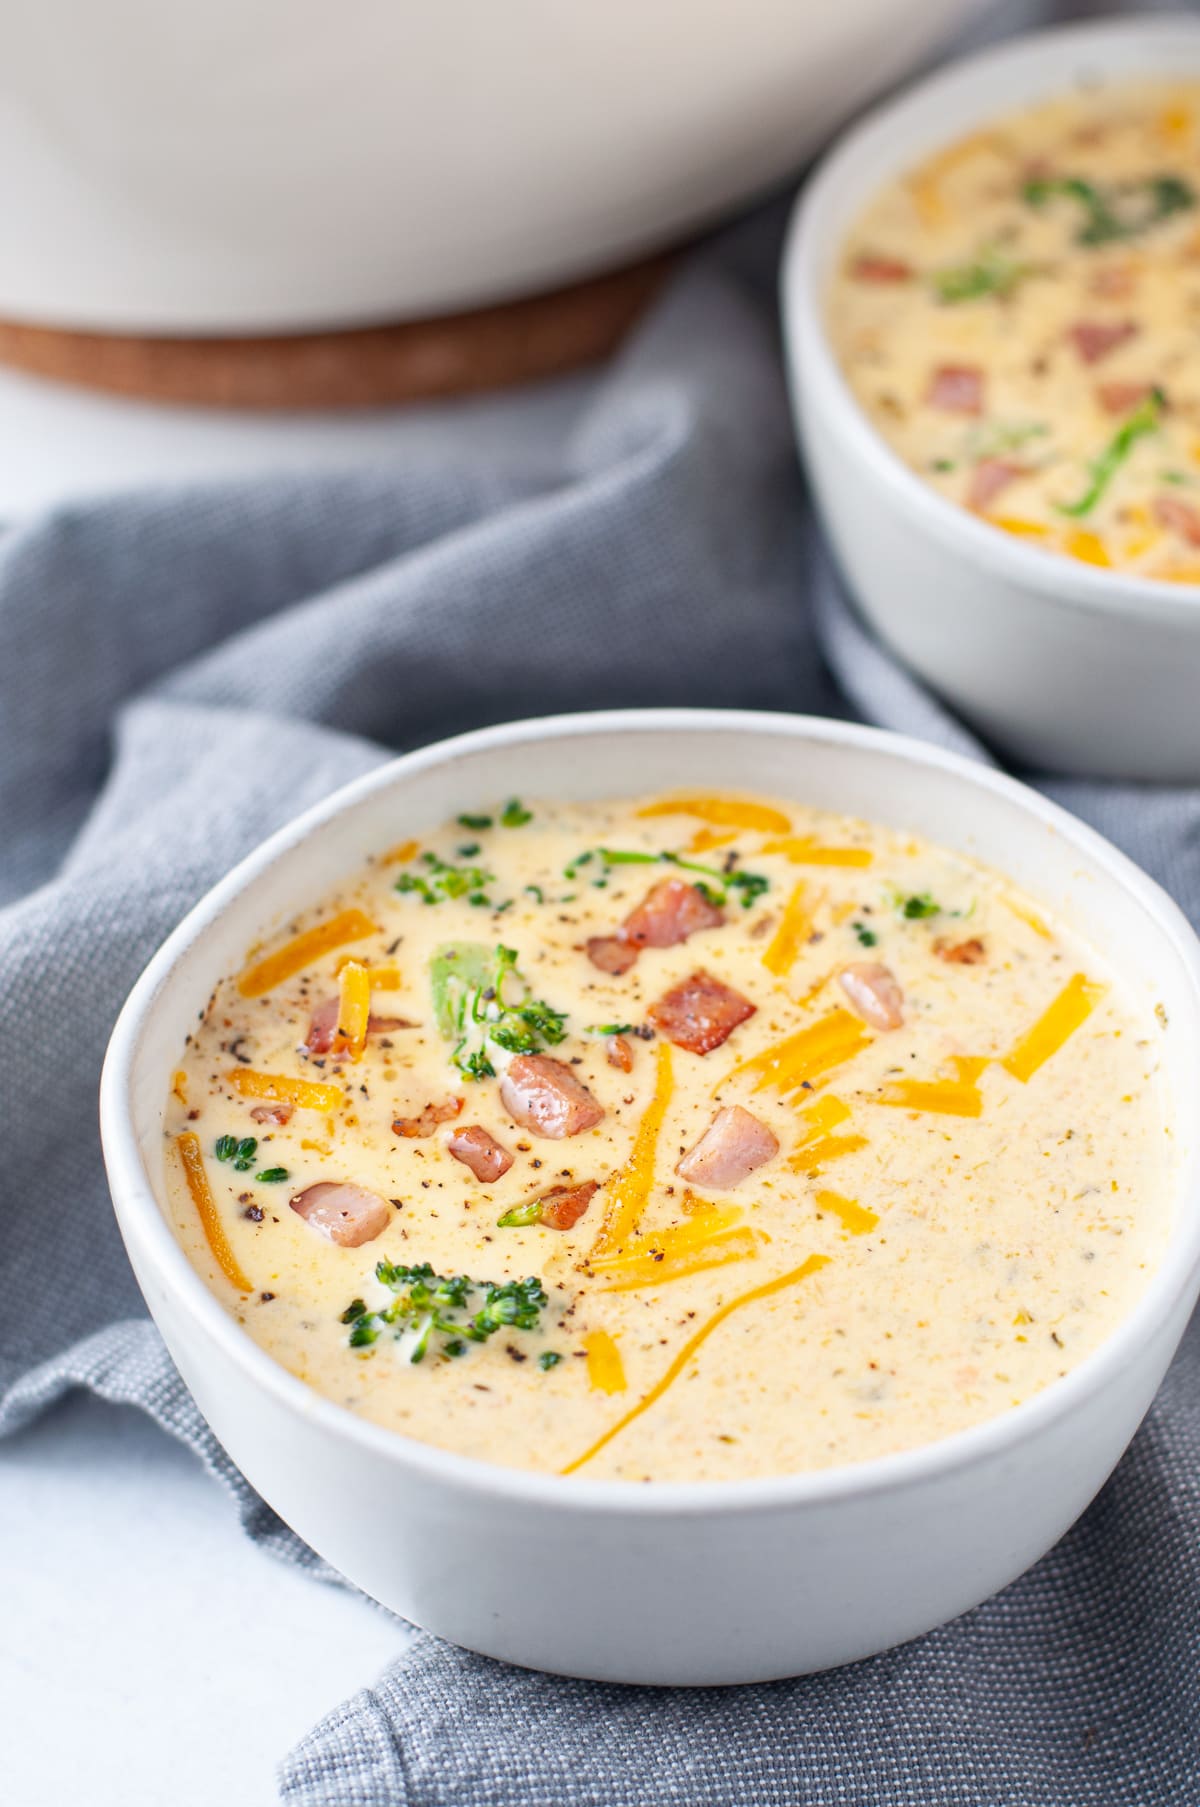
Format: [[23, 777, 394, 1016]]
[[334, 955, 402, 989], [815, 1189, 879, 1236], [589, 1205, 756, 1291], [1002, 896, 1053, 940], [226, 1069, 344, 1113], [1065, 527, 1111, 568], [1002, 974, 1107, 1084], [380, 840, 420, 866], [589, 1040, 674, 1258], [761, 882, 816, 979], [724, 1007, 872, 1100], [789, 1092, 867, 1174], [562, 1255, 831, 1475], [584, 1330, 627, 1396], [236, 908, 377, 999], [686, 827, 738, 854], [592, 1228, 761, 1292], [876, 1055, 989, 1118], [635, 795, 791, 834], [175, 1132, 253, 1294], [336, 960, 371, 1061], [760, 836, 873, 868]]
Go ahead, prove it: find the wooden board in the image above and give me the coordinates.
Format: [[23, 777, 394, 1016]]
[[0, 254, 675, 410]]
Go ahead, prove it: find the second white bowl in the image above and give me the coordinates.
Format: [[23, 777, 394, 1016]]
[[783, 17, 1200, 782]]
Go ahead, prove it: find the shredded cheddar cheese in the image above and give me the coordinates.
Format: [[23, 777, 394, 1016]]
[[226, 1069, 344, 1113], [236, 908, 377, 999], [1002, 974, 1107, 1083], [175, 1132, 253, 1294], [584, 1330, 627, 1395], [336, 960, 372, 1061], [589, 1041, 674, 1257]]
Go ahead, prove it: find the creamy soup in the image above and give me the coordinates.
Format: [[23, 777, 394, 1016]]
[[832, 79, 1200, 580], [165, 792, 1174, 1482]]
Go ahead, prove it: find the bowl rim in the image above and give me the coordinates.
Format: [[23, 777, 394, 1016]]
[[101, 706, 1200, 1516], [781, 13, 1200, 618]]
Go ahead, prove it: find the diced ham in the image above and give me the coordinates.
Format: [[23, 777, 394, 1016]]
[[1096, 380, 1157, 416], [446, 1125, 513, 1182], [676, 1105, 779, 1190], [585, 935, 639, 976], [1067, 320, 1138, 366], [302, 995, 414, 1056], [967, 459, 1025, 513], [934, 937, 987, 966], [1154, 494, 1200, 548], [393, 1098, 463, 1139], [926, 365, 984, 416], [622, 877, 725, 950], [838, 962, 905, 1031], [584, 878, 723, 975], [250, 1101, 294, 1127], [606, 1034, 634, 1073], [300, 996, 340, 1055], [849, 252, 913, 284], [648, 970, 756, 1056], [500, 1055, 605, 1139], [290, 1181, 390, 1247], [536, 1180, 599, 1230]]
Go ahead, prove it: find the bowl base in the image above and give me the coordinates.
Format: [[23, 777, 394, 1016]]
[[0, 253, 674, 412]]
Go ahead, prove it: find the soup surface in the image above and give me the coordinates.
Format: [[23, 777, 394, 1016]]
[[165, 792, 1174, 1482], [831, 78, 1200, 580]]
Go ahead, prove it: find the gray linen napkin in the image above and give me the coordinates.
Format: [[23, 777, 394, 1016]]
[[5, 81, 1200, 1807]]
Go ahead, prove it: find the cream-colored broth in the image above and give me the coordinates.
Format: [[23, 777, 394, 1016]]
[[165, 793, 1174, 1482], [831, 80, 1200, 580]]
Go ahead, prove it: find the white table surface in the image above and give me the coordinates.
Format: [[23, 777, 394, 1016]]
[[1, 1394, 409, 1807]]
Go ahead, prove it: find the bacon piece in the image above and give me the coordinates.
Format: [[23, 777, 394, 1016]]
[[838, 962, 904, 1031], [934, 937, 986, 966], [1154, 494, 1200, 548], [622, 877, 724, 950], [585, 935, 639, 976], [1096, 380, 1157, 416], [648, 969, 756, 1056], [250, 1101, 294, 1127], [536, 1180, 599, 1230], [499, 1055, 605, 1139], [967, 459, 1025, 512], [1068, 320, 1138, 366], [290, 1181, 390, 1247], [302, 995, 414, 1056], [676, 1105, 779, 1189], [393, 1098, 463, 1139], [606, 1034, 634, 1073], [446, 1125, 513, 1182], [849, 252, 913, 284], [926, 365, 984, 415]]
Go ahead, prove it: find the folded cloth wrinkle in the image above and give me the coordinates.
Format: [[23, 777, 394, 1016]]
[[2, 128, 1200, 1807]]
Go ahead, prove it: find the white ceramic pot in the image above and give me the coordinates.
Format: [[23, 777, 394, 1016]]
[[100, 710, 1200, 1683], [783, 17, 1200, 782], [5, 0, 986, 333]]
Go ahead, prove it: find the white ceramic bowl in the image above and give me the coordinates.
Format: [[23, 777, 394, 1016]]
[[100, 709, 1200, 1684], [783, 18, 1200, 783], [4, 0, 986, 333]]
